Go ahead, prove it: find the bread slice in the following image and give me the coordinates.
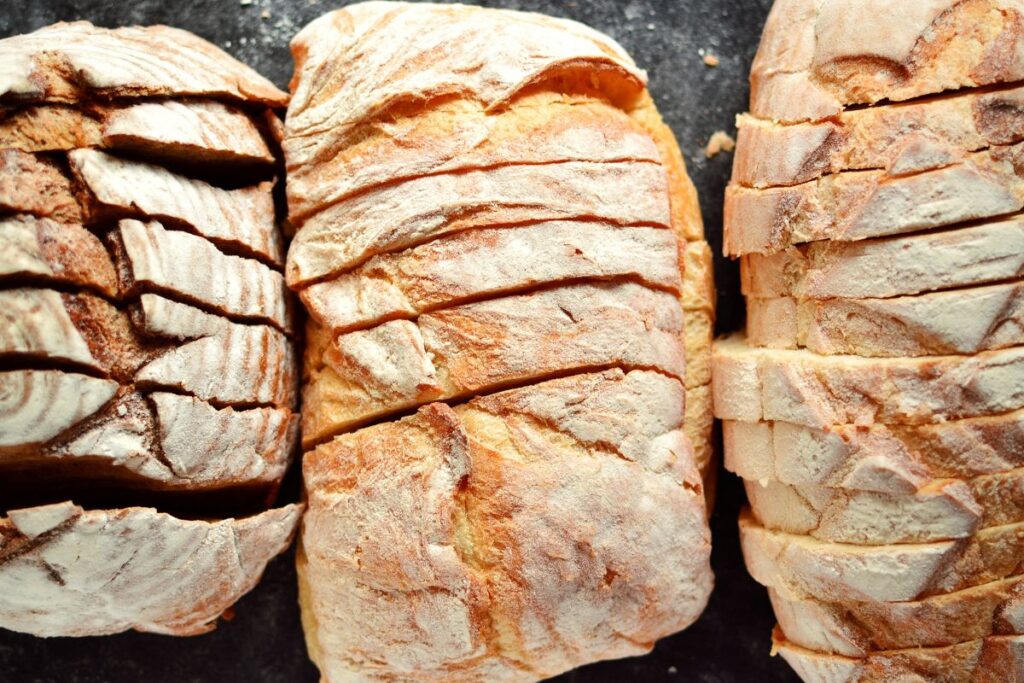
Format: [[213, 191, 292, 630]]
[[1, 101, 274, 167], [741, 218, 1024, 300], [302, 282, 685, 445], [70, 149, 281, 266], [112, 219, 293, 333], [299, 370, 710, 681], [285, 2, 645, 172], [724, 413, 1024, 495], [744, 477, 984, 544], [734, 84, 1024, 187], [286, 92, 662, 223], [749, 0, 1024, 123], [0, 21, 287, 106], [724, 143, 1024, 256], [286, 160, 671, 287], [712, 335, 1024, 427], [300, 222, 681, 333], [0, 501, 300, 637], [740, 508, 1024, 603], [770, 575, 1024, 657], [747, 281, 1024, 357], [0, 148, 81, 223], [0, 215, 117, 295], [774, 630, 1024, 683]]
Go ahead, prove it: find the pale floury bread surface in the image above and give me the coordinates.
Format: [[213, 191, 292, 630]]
[[285, 2, 714, 680], [719, 1, 1024, 678], [0, 23, 301, 636]]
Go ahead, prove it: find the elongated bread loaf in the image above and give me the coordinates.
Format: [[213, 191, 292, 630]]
[[0, 23, 300, 637], [720, 1, 1024, 677], [286, 3, 714, 680]]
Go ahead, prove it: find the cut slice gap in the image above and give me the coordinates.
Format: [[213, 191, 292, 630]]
[[747, 280, 1024, 357], [69, 148, 282, 267], [772, 628, 1024, 683], [740, 508, 1024, 603], [0, 501, 301, 637], [1, 100, 276, 182], [0, 148, 83, 224], [769, 573, 1024, 657], [0, 215, 118, 297], [301, 281, 686, 447], [109, 219, 294, 335], [0, 384, 296, 510], [711, 334, 1024, 428], [734, 82, 1024, 187], [285, 160, 671, 287], [741, 217, 1024, 300], [723, 411, 1024, 495], [724, 142, 1024, 256], [0, 21, 288, 107], [300, 221, 681, 334], [285, 91, 662, 224]]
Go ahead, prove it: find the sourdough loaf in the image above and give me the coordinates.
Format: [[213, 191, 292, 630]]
[[723, 2, 1024, 675], [285, 3, 714, 680], [0, 22, 299, 637]]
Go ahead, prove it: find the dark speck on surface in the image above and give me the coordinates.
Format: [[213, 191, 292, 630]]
[[0, 1, 795, 681]]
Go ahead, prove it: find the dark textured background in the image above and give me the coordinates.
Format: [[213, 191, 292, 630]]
[[0, 1, 799, 681]]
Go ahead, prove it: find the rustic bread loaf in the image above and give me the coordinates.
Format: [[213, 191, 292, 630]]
[[0, 22, 300, 637], [286, 3, 714, 680], [723, 1, 1024, 674]]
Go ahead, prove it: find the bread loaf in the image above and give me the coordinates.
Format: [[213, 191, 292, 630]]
[[285, 3, 714, 680], [0, 22, 300, 637], [720, 1, 1024, 677]]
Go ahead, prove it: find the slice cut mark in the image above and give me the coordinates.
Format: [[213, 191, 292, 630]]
[[0, 148, 82, 224], [0, 501, 300, 637], [300, 221, 682, 334], [740, 508, 1024, 603], [285, 2, 645, 169], [770, 573, 1024, 657], [749, 0, 1024, 122], [772, 629, 1024, 683], [285, 92, 662, 223], [0, 370, 117, 451], [734, 83, 1024, 187], [743, 474, 1015, 545], [724, 143, 1024, 256], [746, 280, 1024, 357], [741, 217, 1024, 300], [0, 385, 295, 506], [0, 101, 275, 170], [711, 334, 1024, 428], [69, 148, 282, 267], [133, 294, 296, 409], [112, 219, 293, 335], [723, 412, 1024, 495], [0, 21, 288, 106], [286, 160, 671, 287], [0, 215, 117, 296], [300, 370, 708, 680], [301, 281, 686, 447]]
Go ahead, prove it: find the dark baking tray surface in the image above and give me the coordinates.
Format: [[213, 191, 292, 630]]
[[0, 1, 798, 680]]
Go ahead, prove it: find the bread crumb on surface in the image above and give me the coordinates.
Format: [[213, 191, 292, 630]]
[[705, 131, 735, 158], [703, 53, 720, 67]]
